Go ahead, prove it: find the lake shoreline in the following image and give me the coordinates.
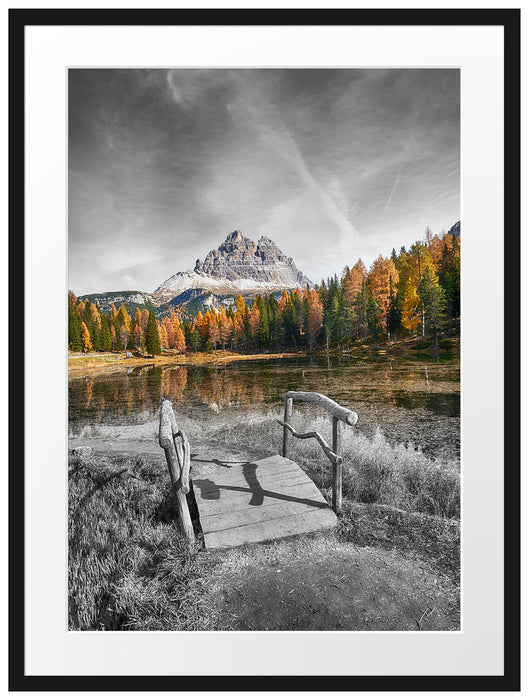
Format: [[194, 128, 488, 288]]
[[69, 335, 460, 378], [68, 350, 307, 377]]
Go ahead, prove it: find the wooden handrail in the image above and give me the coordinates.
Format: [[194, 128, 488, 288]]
[[283, 391, 358, 426], [159, 398, 194, 546], [280, 391, 357, 515], [174, 429, 191, 495], [277, 421, 342, 465]]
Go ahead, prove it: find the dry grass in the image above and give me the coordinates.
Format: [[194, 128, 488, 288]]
[[206, 412, 460, 519], [337, 501, 460, 579], [68, 455, 220, 631]]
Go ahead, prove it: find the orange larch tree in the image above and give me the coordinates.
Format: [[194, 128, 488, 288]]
[[158, 322, 169, 349], [235, 294, 246, 320], [162, 317, 175, 348], [428, 233, 445, 269], [306, 288, 323, 350], [232, 315, 244, 349], [208, 312, 220, 350], [80, 321, 92, 352], [218, 308, 232, 350], [116, 304, 131, 332], [400, 276, 421, 335], [91, 303, 102, 330], [140, 308, 150, 331], [367, 255, 399, 327], [277, 289, 290, 321], [196, 310, 209, 342], [343, 259, 367, 307], [173, 319, 186, 353], [249, 302, 261, 346]]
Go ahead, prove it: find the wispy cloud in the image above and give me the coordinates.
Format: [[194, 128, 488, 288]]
[[226, 88, 360, 265], [376, 169, 402, 233], [375, 96, 425, 234], [165, 69, 219, 109], [69, 68, 460, 294]]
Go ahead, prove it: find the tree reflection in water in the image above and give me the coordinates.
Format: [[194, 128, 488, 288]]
[[69, 357, 460, 458]]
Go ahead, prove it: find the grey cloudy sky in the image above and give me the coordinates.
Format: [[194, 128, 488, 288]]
[[69, 68, 460, 295]]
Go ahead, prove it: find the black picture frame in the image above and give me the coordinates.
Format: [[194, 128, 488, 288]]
[[9, 7, 520, 692]]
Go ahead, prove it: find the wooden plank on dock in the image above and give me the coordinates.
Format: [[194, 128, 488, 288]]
[[191, 454, 337, 550]]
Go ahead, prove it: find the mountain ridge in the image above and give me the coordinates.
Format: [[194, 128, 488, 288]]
[[79, 231, 312, 316]]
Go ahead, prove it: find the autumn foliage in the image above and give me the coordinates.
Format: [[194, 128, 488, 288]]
[[69, 226, 459, 355]]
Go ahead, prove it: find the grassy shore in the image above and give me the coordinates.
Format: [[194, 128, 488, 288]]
[[69, 334, 460, 378], [68, 349, 305, 377]]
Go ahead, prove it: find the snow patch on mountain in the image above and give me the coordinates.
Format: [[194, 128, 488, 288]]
[[154, 271, 302, 298]]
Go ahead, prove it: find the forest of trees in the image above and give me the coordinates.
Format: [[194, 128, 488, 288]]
[[69, 227, 460, 356]]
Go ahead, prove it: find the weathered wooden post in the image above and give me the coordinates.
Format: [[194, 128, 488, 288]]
[[332, 417, 342, 515], [159, 398, 194, 546], [282, 396, 293, 458], [278, 391, 357, 516]]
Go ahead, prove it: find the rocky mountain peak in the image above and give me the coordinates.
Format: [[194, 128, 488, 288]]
[[256, 236, 291, 263], [192, 231, 309, 287], [217, 230, 255, 253], [155, 231, 312, 297], [227, 230, 244, 242], [448, 221, 460, 238], [257, 235, 275, 246]]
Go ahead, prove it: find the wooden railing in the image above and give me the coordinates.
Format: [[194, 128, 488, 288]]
[[159, 398, 194, 546], [277, 391, 358, 515]]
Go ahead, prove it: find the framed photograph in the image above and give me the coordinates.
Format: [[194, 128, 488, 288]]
[[9, 7, 520, 692]]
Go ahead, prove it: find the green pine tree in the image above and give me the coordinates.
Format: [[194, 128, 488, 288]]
[[190, 328, 201, 353], [255, 296, 270, 347], [145, 311, 161, 355], [437, 238, 460, 331], [354, 282, 369, 340], [114, 318, 123, 350], [366, 291, 381, 345], [337, 293, 354, 350], [100, 314, 112, 351], [386, 277, 402, 342], [418, 266, 447, 347], [68, 295, 82, 351], [283, 297, 299, 348], [266, 293, 281, 349]]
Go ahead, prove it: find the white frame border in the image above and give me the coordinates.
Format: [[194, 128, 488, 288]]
[[25, 21, 504, 677]]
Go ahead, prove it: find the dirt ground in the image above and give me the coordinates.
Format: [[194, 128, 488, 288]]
[[202, 532, 459, 631]]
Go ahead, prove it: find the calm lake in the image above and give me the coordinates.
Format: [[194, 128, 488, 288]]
[[69, 354, 460, 461]]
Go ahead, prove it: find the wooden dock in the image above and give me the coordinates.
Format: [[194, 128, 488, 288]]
[[191, 454, 337, 550]]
